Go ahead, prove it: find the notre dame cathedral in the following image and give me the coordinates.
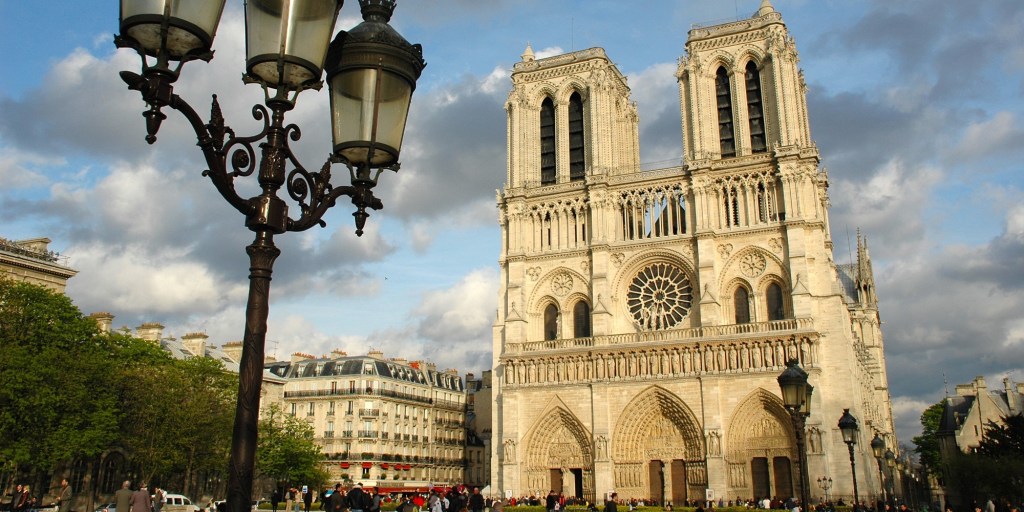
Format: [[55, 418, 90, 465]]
[[490, 0, 897, 504]]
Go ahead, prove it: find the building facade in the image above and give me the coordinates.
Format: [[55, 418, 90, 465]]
[[466, 371, 494, 489], [935, 376, 1024, 507], [0, 236, 77, 292], [492, 1, 896, 504], [265, 350, 468, 491]]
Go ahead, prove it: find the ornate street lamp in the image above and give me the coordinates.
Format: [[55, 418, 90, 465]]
[[114, 3, 425, 512], [870, 434, 887, 505], [778, 359, 812, 510], [837, 409, 861, 511], [816, 477, 832, 502]]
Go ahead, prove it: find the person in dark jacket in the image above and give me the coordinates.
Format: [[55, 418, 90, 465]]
[[114, 481, 133, 512], [604, 494, 618, 512]]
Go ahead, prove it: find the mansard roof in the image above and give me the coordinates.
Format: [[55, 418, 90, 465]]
[[264, 354, 464, 391]]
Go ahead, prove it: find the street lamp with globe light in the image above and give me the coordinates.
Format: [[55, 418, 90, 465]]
[[114, 3, 425, 512]]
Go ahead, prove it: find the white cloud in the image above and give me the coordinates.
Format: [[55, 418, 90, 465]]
[[951, 111, 1024, 161], [0, 148, 58, 189]]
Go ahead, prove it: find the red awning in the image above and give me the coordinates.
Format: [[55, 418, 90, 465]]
[[340, 462, 350, 469], [362, 462, 373, 468], [380, 463, 389, 469]]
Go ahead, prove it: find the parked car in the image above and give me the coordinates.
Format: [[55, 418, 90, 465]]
[[210, 499, 263, 512], [162, 494, 200, 512]]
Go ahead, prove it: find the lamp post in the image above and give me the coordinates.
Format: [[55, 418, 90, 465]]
[[777, 359, 812, 510], [870, 434, 886, 506], [885, 449, 896, 504], [816, 477, 832, 503], [114, 3, 425, 512], [837, 409, 861, 511]]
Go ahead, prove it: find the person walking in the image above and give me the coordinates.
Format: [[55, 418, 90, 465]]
[[129, 484, 152, 512], [56, 479, 73, 512], [9, 484, 23, 512], [115, 481, 133, 512]]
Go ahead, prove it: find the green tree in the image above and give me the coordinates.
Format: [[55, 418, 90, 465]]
[[977, 413, 1024, 457], [119, 351, 236, 492], [0, 279, 122, 479], [256, 404, 327, 489], [912, 399, 945, 476]]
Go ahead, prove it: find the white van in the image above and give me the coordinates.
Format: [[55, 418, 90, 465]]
[[161, 494, 200, 512]]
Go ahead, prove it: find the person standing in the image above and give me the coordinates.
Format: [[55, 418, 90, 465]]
[[328, 485, 345, 512], [604, 494, 618, 512], [469, 489, 484, 512], [286, 488, 296, 512], [130, 484, 152, 512], [347, 483, 368, 512], [56, 479, 73, 512], [115, 481, 133, 512], [272, 490, 281, 512], [303, 488, 313, 512], [154, 487, 165, 512]]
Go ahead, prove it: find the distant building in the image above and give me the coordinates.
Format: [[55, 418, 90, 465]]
[[264, 351, 469, 492], [466, 371, 493, 488], [0, 236, 77, 292], [935, 376, 1024, 507]]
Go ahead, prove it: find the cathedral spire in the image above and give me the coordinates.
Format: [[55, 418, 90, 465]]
[[521, 43, 535, 62], [755, 0, 776, 17]]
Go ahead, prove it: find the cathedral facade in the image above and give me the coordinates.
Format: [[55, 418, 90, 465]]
[[491, 2, 896, 504]]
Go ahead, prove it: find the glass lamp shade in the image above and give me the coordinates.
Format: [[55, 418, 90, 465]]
[[885, 449, 896, 467], [325, 0, 425, 168], [777, 359, 809, 409], [120, 0, 226, 58], [245, 0, 341, 90], [838, 409, 860, 444], [871, 434, 885, 458], [800, 383, 814, 416]]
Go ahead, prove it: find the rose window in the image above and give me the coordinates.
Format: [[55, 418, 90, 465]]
[[627, 262, 692, 330]]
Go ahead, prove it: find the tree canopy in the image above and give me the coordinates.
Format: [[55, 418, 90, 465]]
[[256, 404, 328, 490], [912, 399, 945, 476], [0, 278, 238, 497]]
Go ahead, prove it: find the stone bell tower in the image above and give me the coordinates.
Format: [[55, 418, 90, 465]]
[[492, 0, 897, 504]]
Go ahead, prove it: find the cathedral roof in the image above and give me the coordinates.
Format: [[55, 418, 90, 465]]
[[835, 263, 858, 303]]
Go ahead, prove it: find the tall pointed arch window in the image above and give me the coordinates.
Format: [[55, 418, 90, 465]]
[[716, 67, 736, 158], [540, 97, 556, 185], [568, 92, 586, 181], [544, 303, 559, 341], [746, 61, 767, 153], [734, 287, 751, 324], [766, 282, 785, 321], [573, 301, 591, 338]]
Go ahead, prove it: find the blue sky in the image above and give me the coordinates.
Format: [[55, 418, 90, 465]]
[[2, 0, 1023, 446]]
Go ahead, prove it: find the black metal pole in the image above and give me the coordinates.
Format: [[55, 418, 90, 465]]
[[846, 443, 859, 511], [226, 231, 280, 512], [875, 458, 886, 506], [790, 411, 811, 511]]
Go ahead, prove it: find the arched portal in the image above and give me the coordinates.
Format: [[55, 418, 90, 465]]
[[522, 406, 595, 501], [725, 389, 798, 501], [612, 387, 706, 504]]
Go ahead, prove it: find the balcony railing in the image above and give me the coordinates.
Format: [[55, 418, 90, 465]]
[[358, 431, 379, 438], [360, 408, 380, 417], [505, 318, 815, 354], [324, 431, 335, 438]]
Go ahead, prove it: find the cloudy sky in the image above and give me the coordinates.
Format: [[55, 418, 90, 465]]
[[2, 0, 1023, 444]]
